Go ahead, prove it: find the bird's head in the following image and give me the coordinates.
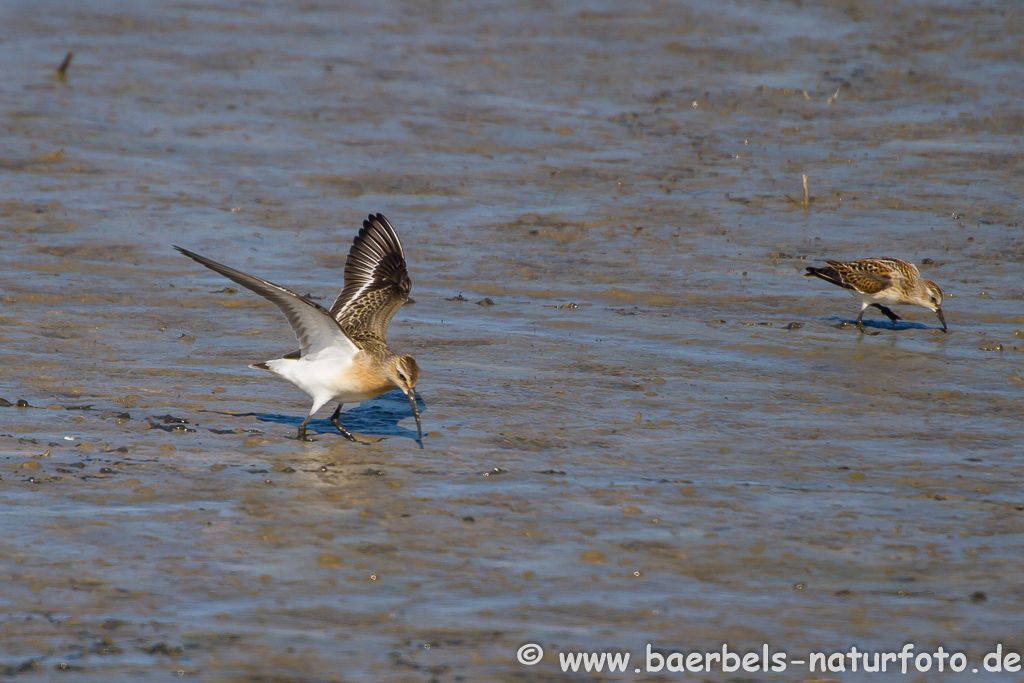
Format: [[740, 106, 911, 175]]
[[923, 280, 947, 332], [923, 280, 943, 311], [386, 354, 421, 438]]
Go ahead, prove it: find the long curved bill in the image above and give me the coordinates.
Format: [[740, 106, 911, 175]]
[[406, 390, 422, 440], [936, 308, 947, 333]]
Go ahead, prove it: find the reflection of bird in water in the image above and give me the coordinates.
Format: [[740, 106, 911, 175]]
[[805, 257, 947, 335], [176, 213, 421, 442]]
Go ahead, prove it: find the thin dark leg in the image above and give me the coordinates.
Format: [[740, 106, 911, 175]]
[[855, 308, 880, 335], [871, 304, 901, 322], [296, 413, 316, 442], [330, 403, 358, 442]]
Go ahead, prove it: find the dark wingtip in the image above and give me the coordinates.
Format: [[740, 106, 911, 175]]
[[363, 212, 390, 231], [355, 213, 403, 258]]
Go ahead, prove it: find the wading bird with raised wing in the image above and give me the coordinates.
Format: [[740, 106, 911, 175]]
[[176, 213, 421, 441]]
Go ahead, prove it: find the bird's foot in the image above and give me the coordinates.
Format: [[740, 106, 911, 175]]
[[872, 304, 901, 322], [331, 418, 359, 443]]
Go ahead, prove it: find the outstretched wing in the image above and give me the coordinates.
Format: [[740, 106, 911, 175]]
[[175, 246, 357, 358], [329, 213, 411, 342]]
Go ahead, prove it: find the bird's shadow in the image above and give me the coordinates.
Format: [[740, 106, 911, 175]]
[[822, 316, 933, 332], [207, 391, 426, 446]]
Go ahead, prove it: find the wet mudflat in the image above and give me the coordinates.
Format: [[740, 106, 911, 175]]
[[1, 0, 1023, 681]]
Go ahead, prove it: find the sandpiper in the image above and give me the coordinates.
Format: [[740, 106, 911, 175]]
[[805, 257, 946, 335], [176, 213, 421, 441]]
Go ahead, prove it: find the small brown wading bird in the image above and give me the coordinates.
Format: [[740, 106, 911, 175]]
[[176, 213, 421, 442], [804, 257, 947, 335]]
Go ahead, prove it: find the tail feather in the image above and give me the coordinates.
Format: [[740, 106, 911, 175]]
[[250, 349, 301, 372], [804, 265, 850, 290]]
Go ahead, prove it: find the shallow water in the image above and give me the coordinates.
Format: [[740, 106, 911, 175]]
[[1, 0, 1023, 681]]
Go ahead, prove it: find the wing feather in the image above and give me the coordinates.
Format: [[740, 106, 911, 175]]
[[329, 213, 411, 342], [806, 258, 898, 294], [174, 246, 357, 358], [825, 260, 892, 294], [874, 257, 919, 280]]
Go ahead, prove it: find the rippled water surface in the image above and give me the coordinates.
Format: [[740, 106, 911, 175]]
[[1, 0, 1023, 681]]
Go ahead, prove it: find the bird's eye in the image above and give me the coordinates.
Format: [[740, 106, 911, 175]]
[[398, 373, 406, 381]]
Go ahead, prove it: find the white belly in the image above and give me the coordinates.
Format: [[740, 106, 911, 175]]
[[851, 289, 903, 307], [262, 348, 390, 410]]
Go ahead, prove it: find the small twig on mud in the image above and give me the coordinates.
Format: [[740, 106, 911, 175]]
[[55, 52, 73, 79], [785, 174, 811, 208]]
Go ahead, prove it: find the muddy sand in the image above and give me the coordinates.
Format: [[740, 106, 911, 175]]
[[1, 1, 1022, 681]]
